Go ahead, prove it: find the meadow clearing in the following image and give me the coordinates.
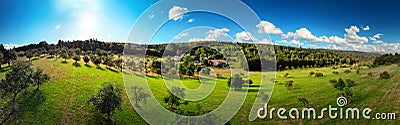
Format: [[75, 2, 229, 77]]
[[0, 57, 398, 124]]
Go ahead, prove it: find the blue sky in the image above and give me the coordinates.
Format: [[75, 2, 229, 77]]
[[1, 0, 400, 53]]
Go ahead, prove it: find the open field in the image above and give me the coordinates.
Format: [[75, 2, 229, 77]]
[[0, 57, 399, 124]]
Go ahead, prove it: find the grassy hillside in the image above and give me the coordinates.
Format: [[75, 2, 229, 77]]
[[0, 57, 398, 124]]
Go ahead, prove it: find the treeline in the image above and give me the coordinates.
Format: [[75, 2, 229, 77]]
[[2, 40, 378, 71], [373, 53, 400, 65]]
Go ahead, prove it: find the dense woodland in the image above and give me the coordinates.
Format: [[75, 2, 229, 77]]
[[0, 39, 381, 73]]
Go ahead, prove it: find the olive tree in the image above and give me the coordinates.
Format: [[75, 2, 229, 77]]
[[32, 68, 50, 91], [87, 82, 123, 120], [0, 60, 34, 113]]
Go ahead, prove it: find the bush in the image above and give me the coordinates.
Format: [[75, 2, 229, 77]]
[[227, 74, 244, 90], [344, 69, 351, 73], [334, 78, 346, 90], [332, 71, 339, 74], [329, 79, 338, 84], [337, 87, 356, 104], [314, 72, 323, 77], [285, 80, 293, 90], [380, 71, 390, 79], [309, 71, 315, 77]]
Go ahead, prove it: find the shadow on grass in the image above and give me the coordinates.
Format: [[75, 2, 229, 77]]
[[107, 68, 119, 73], [15, 90, 46, 119], [84, 64, 93, 68], [96, 66, 106, 71], [61, 61, 68, 64]]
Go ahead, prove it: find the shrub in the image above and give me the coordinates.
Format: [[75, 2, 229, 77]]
[[337, 87, 356, 104], [87, 83, 123, 120], [334, 78, 346, 90], [329, 79, 338, 84], [332, 71, 339, 74], [246, 79, 253, 85], [380, 71, 390, 79], [314, 72, 324, 77], [227, 74, 244, 90], [309, 71, 315, 77], [285, 80, 293, 90], [344, 69, 351, 73]]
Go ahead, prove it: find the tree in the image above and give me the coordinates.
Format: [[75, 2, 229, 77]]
[[61, 49, 69, 62], [0, 60, 34, 113], [32, 68, 50, 91], [334, 78, 346, 90], [26, 51, 33, 61], [131, 86, 150, 108], [103, 56, 113, 68], [93, 56, 102, 66], [114, 58, 123, 71], [285, 80, 293, 90], [380, 71, 390, 79], [87, 83, 123, 120], [83, 56, 90, 65], [163, 86, 185, 110], [5, 50, 17, 66], [151, 59, 162, 76], [227, 74, 244, 90], [0, 52, 3, 69], [73, 55, 80, 64]]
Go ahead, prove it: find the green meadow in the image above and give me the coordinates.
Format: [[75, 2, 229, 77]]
[[0, 57, 398, 124]]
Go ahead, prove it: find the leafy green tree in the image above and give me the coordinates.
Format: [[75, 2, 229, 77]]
[[32, 68, 50, 91], [93, 56, 102, 66], [5, 50, 17, 66], [61, 49, 69, 62], [151, 59, 162, 76], [83, 56, 90, 65], [0, 60, 34, 113], [73, 55, 80, 64], [0, 52, 3, 69], [103, 56, 113, 68], [227, 74, 244, 90], [334, 78, 346, 90], [87, 83, 123, 120], [131, 86, 150, 108], [26, 51, 33, 61], [114, 58, 123, 71], [163, 86, 185, 110]]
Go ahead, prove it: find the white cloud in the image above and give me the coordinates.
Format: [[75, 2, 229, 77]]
[[173, 32, 188, 40], [256, 21, 283, 35], [344, 26, 368, 44], [373, 40, 383, 44], [362, 26, 370, 31], [277, 40, 304, 47], [188, 28, 230, 42], [369, 33, 383, 41], [205, 28, 230, 40], [168, 6, 188, 21], [187, 18, 194, 23], [282, 28, 328, 42], [149, 14, 155, 19], [55, 24, 62, 30], [3, 43, 23, 49], [235, 31, 257, 42]]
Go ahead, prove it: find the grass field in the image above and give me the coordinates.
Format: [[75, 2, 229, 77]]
[[0, 57, 399, 124]]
